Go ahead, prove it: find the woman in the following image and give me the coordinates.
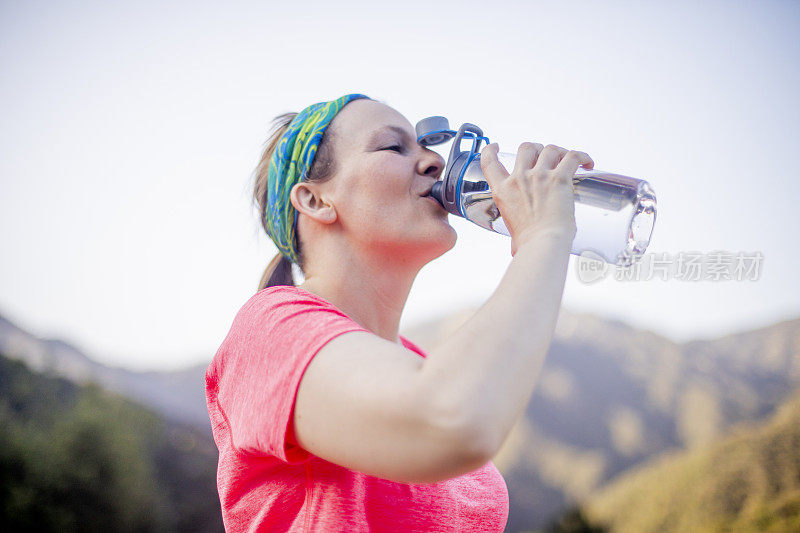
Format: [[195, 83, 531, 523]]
[[205, 93, 593, 532]]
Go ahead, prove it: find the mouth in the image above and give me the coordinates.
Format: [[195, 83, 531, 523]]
[[420, 184, 435, 198], [418, 181, 447, 214], [423, 194, 447, 214]]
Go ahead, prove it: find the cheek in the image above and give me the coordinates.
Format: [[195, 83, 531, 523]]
[[335, 159, 438, 246], [336, 183, 401, 235], [345, 166, 411, 219]]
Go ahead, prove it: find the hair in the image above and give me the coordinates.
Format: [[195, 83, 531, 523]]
[[252, 112, 339, 291]]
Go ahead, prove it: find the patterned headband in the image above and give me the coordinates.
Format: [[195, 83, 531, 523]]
[[265, 93, 371, 265]]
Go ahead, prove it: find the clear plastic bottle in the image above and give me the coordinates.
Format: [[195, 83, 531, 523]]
[[434, 151, 657, 266], [415, 117, 658, 266]]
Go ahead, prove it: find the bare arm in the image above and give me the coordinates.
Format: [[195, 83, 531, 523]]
[[293, 330, 493, 484], [419, 228, 573, 457], [292, 142, 593, 483], [420, 142, 594, 456]]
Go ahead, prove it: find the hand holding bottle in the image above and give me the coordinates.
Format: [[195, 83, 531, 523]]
[[479, 142, 594, 256]]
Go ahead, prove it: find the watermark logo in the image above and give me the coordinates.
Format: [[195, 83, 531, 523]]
[[575, 250, 610, 284], [575, 250, 764, 283]]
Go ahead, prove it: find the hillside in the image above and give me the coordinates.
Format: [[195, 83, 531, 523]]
[[2, 307, 799, 531], [404, 311, 800, 531], [0, 352, 223, 532], [582, 390, 800, 532], [0, 314, 210, 428]]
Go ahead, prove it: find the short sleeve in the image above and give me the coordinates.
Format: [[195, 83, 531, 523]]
[[214, 286, 369, 464]]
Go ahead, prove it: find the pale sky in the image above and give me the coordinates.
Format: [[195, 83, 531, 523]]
[[1, 0, 798, 370]]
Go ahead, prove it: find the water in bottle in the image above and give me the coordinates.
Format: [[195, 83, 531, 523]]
[[416, 116, 657, 267]]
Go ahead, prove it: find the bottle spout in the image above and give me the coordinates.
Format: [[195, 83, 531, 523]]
[[429, 181, 445, 208]]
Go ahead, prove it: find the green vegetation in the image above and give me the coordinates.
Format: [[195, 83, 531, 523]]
[[541, 506, 606, 533], [0, 353, 223, 532], [581, 391, 800, 533]]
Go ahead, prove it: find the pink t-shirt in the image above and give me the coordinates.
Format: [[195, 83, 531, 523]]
[[205, 285, 509, 532]]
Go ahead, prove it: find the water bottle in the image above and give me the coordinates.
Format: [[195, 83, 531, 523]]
[[416, 117, 657, 267]]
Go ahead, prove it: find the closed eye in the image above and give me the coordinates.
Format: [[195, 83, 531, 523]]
[[382, 145, 403, 153]]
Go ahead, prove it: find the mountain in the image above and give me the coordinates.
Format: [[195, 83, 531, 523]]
[[403, 310, 800, 531], [2, 308, 799, 531], [0, 351, 223, 532], [581, 389, 800, 532], [0, 314, 210, 429]]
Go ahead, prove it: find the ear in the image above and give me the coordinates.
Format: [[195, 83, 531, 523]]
[[289, 182, 337, 225]]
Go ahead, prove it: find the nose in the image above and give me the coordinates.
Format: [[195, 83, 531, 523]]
[[417, 148, 445, 179]]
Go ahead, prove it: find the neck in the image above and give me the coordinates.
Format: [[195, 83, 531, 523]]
[[299, 245, 421, 344]]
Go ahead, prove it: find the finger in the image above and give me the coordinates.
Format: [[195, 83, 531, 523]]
[[513, 142, 544, 174], [480, 143, 509, 191], [555, 150, 594, 179], [536, 144, 568, 170]]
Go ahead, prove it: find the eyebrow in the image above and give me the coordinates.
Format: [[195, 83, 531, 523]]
[[368, 125, 413, 144]]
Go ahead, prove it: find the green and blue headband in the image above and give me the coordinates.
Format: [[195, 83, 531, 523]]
[[265, 93, 371, 265]]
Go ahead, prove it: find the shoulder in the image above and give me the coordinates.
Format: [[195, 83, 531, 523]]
[[237, 285, 344, 321], [246, 285, 326, 308], [233, 285, 364, 339], [211, 285, 367, 371], [247, 285, 357, 310], [214, 286, 351, 354]]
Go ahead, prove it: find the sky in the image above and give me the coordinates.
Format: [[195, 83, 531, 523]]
[[1, 0, 799, 370]]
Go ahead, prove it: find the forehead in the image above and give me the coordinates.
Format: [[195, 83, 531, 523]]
[[330, 99, 414, 145]]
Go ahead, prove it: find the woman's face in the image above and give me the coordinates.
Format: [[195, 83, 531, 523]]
[[315, 99, 457, 265]]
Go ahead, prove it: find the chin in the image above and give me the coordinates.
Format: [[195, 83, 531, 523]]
[[441, 224, 458, 252], [422, 223, 458, 261], [375, 219, 457, 264]]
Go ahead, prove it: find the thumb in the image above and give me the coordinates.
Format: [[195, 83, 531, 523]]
[[480, 143, 509, 192]]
